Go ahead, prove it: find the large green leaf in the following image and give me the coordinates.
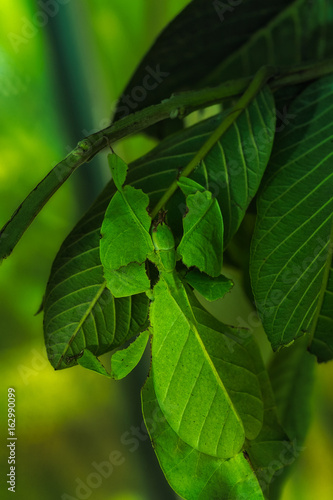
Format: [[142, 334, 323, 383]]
[[250, 75, 333, 355], [204, 0, 333, 86], [141, 376, 265, 500], [150, 284, 264, 459], [43, 183, 149, 370], [142, 321, 291, 500]]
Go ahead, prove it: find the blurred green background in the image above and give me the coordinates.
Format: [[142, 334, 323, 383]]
[[0, 1, 332, 499]]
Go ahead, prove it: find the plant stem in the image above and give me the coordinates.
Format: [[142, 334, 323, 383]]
[[151, 66, 276, 218], [1, 59, 333, 261], [270, 58, 333, 90]]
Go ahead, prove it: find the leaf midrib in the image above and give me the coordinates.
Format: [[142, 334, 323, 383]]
[[160, 274, 244, 431], [121, 187, 153, 251]]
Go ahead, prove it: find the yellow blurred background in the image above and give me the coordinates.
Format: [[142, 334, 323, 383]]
[[0, 1, 332, 499]]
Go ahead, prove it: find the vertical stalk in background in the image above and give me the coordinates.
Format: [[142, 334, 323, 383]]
[[40, 0, 106, 209]]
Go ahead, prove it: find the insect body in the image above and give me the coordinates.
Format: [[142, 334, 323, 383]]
[[151, 223, 176, 273], [66, 350, 84, 364]]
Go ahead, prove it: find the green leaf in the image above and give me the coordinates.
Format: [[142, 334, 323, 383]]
[[204, 0, 333, 86], [43, 183, 149, 370], [141, 376, 265, 500], [107, 153, 128, 189], [100, 181, 153, 272], [250, 75, 333, 353], [77, 350, 111, 378], [177, 177, 205, 196], [110, 330, 150, 380], [104, 262, 150, 298], [142, 322, 288, 499], [177, 189, 224, 277], [150, 277, 264, 459], [185, 269, 233, 301]]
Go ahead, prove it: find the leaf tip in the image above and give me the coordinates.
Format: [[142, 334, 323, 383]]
[[108, 153, 128, 190]]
